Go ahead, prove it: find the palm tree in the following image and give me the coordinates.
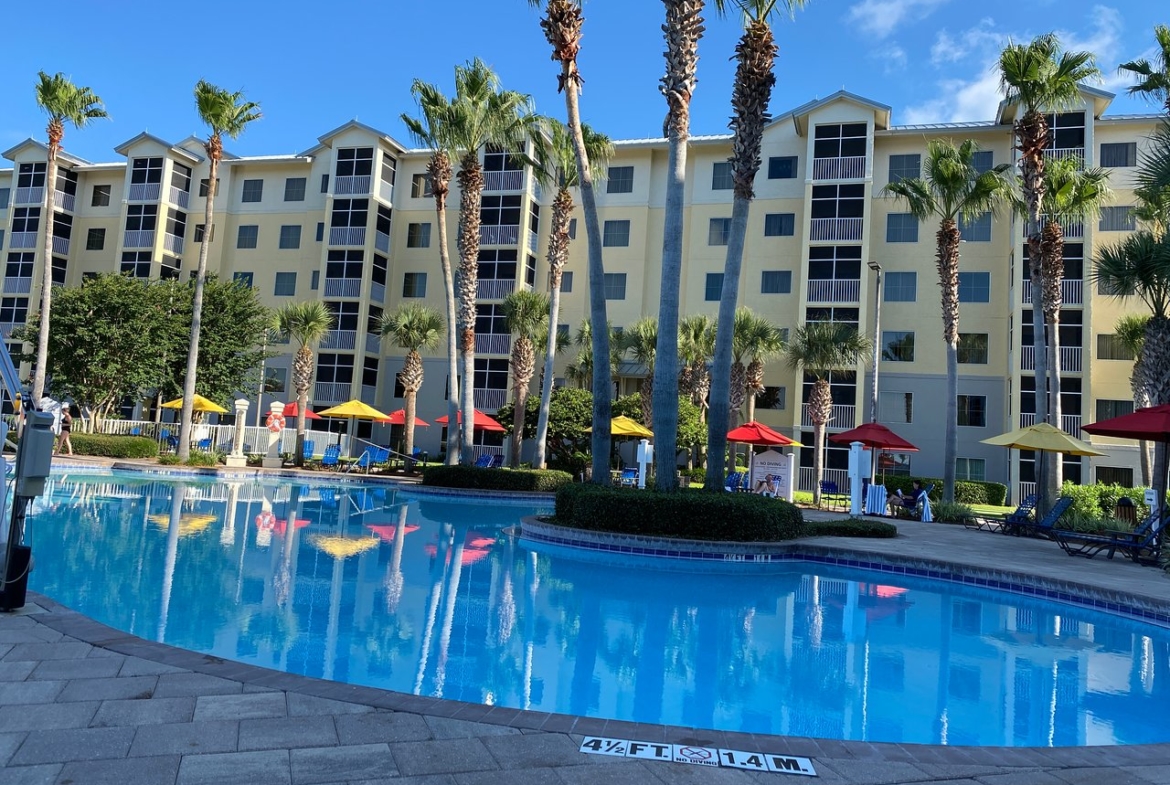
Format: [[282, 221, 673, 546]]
[[502, 290, 549, 467], [678, 314, 716, 417], [447, 59, 540, 466], [274, 302, 334, 466], [178, 81, 261, 460], [653, 0, 725, 490], [1115, 313, 1153, 487], [530, 119, 613, 469], [379, 303, 444, 460], [784, 323, 871, 506], [998, 33, 1099, 502], [707, 0, 804, 492], [566, 320, 623, 390], [742, 313, 786, 424], [1120, 25, 1170, 114], [532, 0, 615, 484], [402, 81, 462, 465], [31, 72, 107, 405], [883, 139, 1012, 502], [623, 318, 659, 424]]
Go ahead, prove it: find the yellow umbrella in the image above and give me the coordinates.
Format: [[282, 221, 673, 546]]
[[308, 534, 379, 560], [980, 422, 1106, 457], [161, 395, 228, 414], [317, 400, 390, 420], [585, 415, 653, 438]]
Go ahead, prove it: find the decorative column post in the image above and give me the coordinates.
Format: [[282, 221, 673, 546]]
[[225, 398, 250, 468], [262, 401, 285, 469]]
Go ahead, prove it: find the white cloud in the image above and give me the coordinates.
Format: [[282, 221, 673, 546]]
[[847, 0, 950, 40], [929, 18, 1001, 66], [873, 43, 909, 74]]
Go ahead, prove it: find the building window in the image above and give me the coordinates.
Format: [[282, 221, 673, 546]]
[[233, 272, 254, 289], [194, 224, 214, 243], [956, 458, 986, 482], [883, 271, 916, 302], [284, 177, 306, 202], [603, 220, 630, 247], [124, 204, 156, 232], [882, 331, 914, 362], [403, 272, 427, 298], [270, 272, 295, 296], [1096, 399, 1135, 420], [761, 270, 792, 294], [568, 218, 577, 240], [561, 271, 573, 293], [957, 272, 990, 303], [1097, 466, 1133, 486], [764, 213, 795, 236], [705, 273, 724, 301], [879, 391, 913, 423], [320, 174, 329, 193], [198, 178, 220, 197], [91, 184, 111, 207], [51, 256, 67, 287], [708, 217, 731, 246], [814, 123, 867, 159], [381, 154, 397, 186], [1101, 142, 1137, 168], [411, 173, 433, 198], [278, 225, 301, 249], [957, 395, 986, 427], [959, 212, 992, 242], [712, 162, 733, 190], [1100, 206, 1136, 232], [971, 150, 993, 174], [0, 297, 29, 324], [241, 179, 264, 203], [407, 223, 431, 248], [316, 353, 354, 385], [957, 333, 989, 364], [0, 189, 9, 209], [767, 156, 797, 179], [888, 153, 921, 184], [603, 273, 627, 300], [758, 386, 786, 410], [237, 225, 259, 249], [607, 166, 634, 194], [886, 213, 918, 243], [310, 270, 320, 290], [811, 183, 865, 219], [316, 222, 324, 242], [120, 251, 151, 278], [0, 230, 4, 250], [85, 228, 105, 251], [1097, 333, 1136, 361]]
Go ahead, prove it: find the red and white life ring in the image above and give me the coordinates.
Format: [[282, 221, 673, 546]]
[[265, 412, 286, 433], [256, 511, 276, 531]]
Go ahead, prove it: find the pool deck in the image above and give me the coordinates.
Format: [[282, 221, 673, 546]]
[[3, 462, 1170, 783]]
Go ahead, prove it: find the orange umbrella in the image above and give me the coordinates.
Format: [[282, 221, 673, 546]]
[[379, 409, 430, 427], [435, 409, 506, 432]]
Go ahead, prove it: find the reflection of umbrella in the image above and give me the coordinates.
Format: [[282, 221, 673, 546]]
[[308, 533, 379, 559], [147, 513, 217, 538], [379, 409, 430, 427], [274, 518, 310, 537], [1083, 405, 1170, 513], [318, 399, 392, 450], [283, 402, 322, 420], [161, 395, 227, 414], [586, 415, 653, 438], [728, 421, 800, 446], [435, 409, 506, 432], [982, 423, 1106, 509], [425, 532, 496, 566], [367, 523, 420, 542]]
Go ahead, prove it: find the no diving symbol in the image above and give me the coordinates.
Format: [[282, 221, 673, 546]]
[[674, 745, 718, 767]]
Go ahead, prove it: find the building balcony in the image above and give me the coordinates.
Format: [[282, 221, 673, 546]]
[[169, 186, 190, 209], [477, 279, 516, 300], [801, 403, 856, 429], [163, 233, 184, 255], [128, 183, 161, 202], [1044, 147, 1085, 167], [475, 333, 512, 355], [329, 226, 366, 247], [375, 230, 390, 253], [484, 170, 524, 191], [14, 186, 43, 206], [812, 156, 866, 181], [474, 388, 509, 411], [123, 230, 155, 249], [1020, 279, 1083, 306], [55, 190, 75, 213], [1023, 218, 1083, 239], [806, 278, 861, 304], [810, 217, 864, 242], [9, 232, 37, 249], [480, 225, 519, 245], [3, 277, 31, 294], [1020, 345, 1083, 372], [51, 236, 69, 255], [320, 330, 357, 350], [1019, 412, 1083, 436], [323, 277, 362, 298], [334, 175, 371, 196], [365, 333, 382, 355], [314, 382, 351, 403]]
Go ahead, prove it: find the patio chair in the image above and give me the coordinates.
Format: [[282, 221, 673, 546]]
[[619, 467, 638, 487], [966, 493, 1037, 532], [302, 440, 316, 462], [820, 481, 849, 511], [891, 483, 935, 520], [1051, 510, 1163, 562], [196, 438, 212, 452], [373, 447, 391, 471], [320, 444, 342, 471], [349, 448, 377, 473], [474, 453, 494, 469], [724, 471, 744, 492], [1002, 496, 1074, 538], [129, 427, 141, 436], [160, 428, 179, 452]]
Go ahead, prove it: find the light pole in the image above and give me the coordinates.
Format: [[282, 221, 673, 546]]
[[868, 260, 883, 424]]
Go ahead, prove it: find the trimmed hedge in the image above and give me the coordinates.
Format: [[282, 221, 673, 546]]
[[71, 434, 159, 459], [555, 483, 804, 542], [883, 475, 1007, 506], [803, 518, 898, 538], [1059, 481, 1155, 521], [422, 465, 574, 493]]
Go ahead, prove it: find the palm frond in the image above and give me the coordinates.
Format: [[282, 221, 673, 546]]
[[379, 303, 444, 353]]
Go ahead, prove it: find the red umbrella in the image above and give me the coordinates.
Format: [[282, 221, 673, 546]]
[[829, 422, 919, 452], [378, 409, 430, 427], [367, 524, 420, 542], [1083, 404, 1170, 508], [283, 402, 322, 421], [435, 409, 506, 432], [727, 421, 799, 446]]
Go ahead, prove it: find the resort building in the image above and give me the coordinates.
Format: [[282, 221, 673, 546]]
[[0, 86, 1159, 495]]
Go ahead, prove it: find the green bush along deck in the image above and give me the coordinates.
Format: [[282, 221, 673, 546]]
[[71, 434, 159, 459]]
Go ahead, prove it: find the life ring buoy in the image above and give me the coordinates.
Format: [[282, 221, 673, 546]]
[[266, 412, 286, 433], [256, 511, 276, 531]]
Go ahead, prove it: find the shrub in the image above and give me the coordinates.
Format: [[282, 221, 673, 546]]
[[555, 483, 804, 542], [422, 465, 574, 493], [1060, 481, 1152, 521], [932, 501, 977, 525], [158, 454, 181, 465], [882, 475, 1007, 506], [802, 518, 898, 538], [184, 452, 218, 467], [70, 434, 159, 459], [683, 467, 706, 484]]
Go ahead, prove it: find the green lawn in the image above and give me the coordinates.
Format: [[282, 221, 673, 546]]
[[971, 502, 1014, 516]]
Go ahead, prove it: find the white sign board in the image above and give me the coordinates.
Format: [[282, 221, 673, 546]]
[[750, 449, 794, 501], [579, 737, 816, 776]]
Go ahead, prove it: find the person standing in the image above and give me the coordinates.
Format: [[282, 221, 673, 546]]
[[57, 406, 73, 456]]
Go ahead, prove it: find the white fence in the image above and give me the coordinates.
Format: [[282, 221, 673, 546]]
[[1020, 345, 1082, 372], [333, 175, 371, 195], [485, 170, 524, 191], [480, 225, 519, 245], [169, 186, 190, 209], [98, 419, 351, 456], [128, 183, 161, 202], [329, 227, 366, 247], [809, 217, 864, 242], [55, 190, 75, 213], [806, 278, 861, 303], [801, 403, 856, 429], [812, 156, 866, 181]]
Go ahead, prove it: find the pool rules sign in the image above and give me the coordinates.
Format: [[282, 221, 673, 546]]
[[578, 737, 816, 776]]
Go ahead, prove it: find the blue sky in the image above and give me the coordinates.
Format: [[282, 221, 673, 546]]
[[2, 1, 1166, 162]]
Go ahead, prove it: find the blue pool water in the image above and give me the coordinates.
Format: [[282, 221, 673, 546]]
[[22, 469, 1170, 746]]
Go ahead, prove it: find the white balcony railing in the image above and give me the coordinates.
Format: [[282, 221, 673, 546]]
[[370, 281, 385, 303], [320, 330, 357, 350], [801, 403, 856, 429], [484, 170, 524, 191], [1020, 345, 1083, 372], [365, 333, 382, 355], [477, 279, 516, 300], [163, 233, 184, 255], [1044, 148, 1085, 167], [1020, 279, 1083, 306], [480, 225, 519, 245], [474, 388, 509, 411], [333, 175, 371, 195], [810, 217, 864, 242], [361, 384, 378, 405], [374, 230, 390, 253], [128, 183, 161, 202], [51, 236, 69, 255], [323, 277, 362, 298], [528, 230, 539, 252], [3, 277, 31, 294], [15, 186, 43, 205], [1023, 218, 1083, 239], [123, 230, 155, 248], [806, 278, 861, 303], [329, 226, 366, 247], [169, 186, 190, 209], [812, 156, 866, 181], [378, 179, 394, 204], [0, 322, 24, 339], [55, 191, 75, 213], [314, 382, 351, 403], [475, 333, 512, 355], [9, 232, 37, 249], [1019, 412, 1083, 436], [798, 467, 851, 494]]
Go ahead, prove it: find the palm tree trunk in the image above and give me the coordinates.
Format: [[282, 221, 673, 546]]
[[706, 197, 750, 490], [456, 154, 483, 467], [178, 146, 219, 460], [1042, 223, 1065, 500], [1028, 252, 1051, 509], [1143, 316, 1170, 522], [296, 392, 308, 462], [510, 384, 530, 469], [1133, 364, 1153, 486], [433, 169, 461, 466], [535, 188, 572, 469], [404, 390, 417, 457], [812, 422, 825, 506], [33, 129, 60, 406], [938, 219, 961, 504]]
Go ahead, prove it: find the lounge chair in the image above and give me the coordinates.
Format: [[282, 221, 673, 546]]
[[820, 481, 849, 511], [1001, 496, 1073, 537], [619, 467, 638, 487], [890, 483, 935, 520], [474, 453, 494, 469], [349, 448, 378, 473], [966, 493, 1037, 532], [1051, 510, 1163, 563], [302, 440, 316, 462], [724, 471, 745, 492], [320, 444, 341, 471], [160, 428, 179, 452]]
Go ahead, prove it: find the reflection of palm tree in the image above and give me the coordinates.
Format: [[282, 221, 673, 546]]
[[434, 525, 467, 697], [384, 504, 410, 613], [414, 523, 453, 695], [157, 483, 188, 642], [275, 485, 303, 607]]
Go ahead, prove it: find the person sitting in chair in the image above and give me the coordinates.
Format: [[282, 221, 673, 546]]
[[753, 474, 779, 496], [886, 480, 924, 516]]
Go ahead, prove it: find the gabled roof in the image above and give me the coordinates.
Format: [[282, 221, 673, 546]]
[[778, 90, 892, 136], [299, 120, 407, 157], [996, 83, 1114, 124], [2, 138, 92, 166], [113, 132, 203, 164]]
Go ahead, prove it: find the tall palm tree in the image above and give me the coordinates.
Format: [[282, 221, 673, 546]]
[[178, 81, 261, 460], [623, 318, 659, 424], [31, 72, 107, 405], [883, 139, 1012, 502], [653, 0, 725, 490], [379, 303, 444, 459], [998, 33, 1099, 502], [1120, 25, 1170, 114], [532, 0, 615, 484], [678, 314, 716, 417], [1115, 313, 1153, 487], [502, 290, 550, 467], [707, 0, 804, 491], [784, 323, 871, 506], [402, 81, 462, 465], [566, 320, 623, 391], [742, 313, 786, 424], [531, 119, 613, 468], [447, 59, 540, 466], [274, 302, 334, 467]]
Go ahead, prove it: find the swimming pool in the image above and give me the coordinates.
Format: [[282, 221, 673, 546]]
[[23, 469, 1170, 746]]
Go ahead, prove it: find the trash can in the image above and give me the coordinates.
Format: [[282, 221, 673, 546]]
[[1114, 496, 1137, 527]]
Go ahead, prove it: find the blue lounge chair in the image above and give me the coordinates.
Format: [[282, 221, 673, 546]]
[[1051, 510, 1163, 562], [474, 453, 494, 469], [619, 467, 638, 487], [197, 438, 212, 451], [724, 472, 744, 492], [129, 427, 141, 436], [302, 440, 316, 461], [820, 480, 849, 510], [320, 444, 341, 471], [374, 447, 391, 470], [160, 428, 179, 452], [966, 493, 1037, 532], [1002, 496, 1074, 538]]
